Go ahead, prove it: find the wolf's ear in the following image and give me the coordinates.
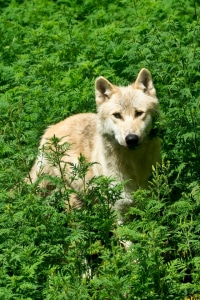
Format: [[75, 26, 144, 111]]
[[95, 76, 117, 105], [134, 68, 156, 97]]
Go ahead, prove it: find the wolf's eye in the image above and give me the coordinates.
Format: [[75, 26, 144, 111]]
[[135, 110, 144, 117], [113, 112, 122, 119]]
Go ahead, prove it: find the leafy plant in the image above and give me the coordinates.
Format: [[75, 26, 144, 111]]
[[0, 0, 200, 299]]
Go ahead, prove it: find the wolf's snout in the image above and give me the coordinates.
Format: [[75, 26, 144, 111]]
[[125, 134, 139, 149]]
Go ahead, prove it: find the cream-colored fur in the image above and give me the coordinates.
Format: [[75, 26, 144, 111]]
[[28, 68, 161, 214]]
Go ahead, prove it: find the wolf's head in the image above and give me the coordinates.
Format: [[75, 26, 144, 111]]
[[95, 68, 159, 150]]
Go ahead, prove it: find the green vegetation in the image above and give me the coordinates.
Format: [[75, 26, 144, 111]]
[[0, 0, 200, 299]]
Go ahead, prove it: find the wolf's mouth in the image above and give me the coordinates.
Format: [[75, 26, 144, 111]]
[[127, 143, 139, 150]]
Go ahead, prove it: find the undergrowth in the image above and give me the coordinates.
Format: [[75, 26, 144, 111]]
[[0, 0, 200, 299]]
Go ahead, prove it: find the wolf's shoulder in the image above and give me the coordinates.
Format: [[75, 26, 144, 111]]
[[43, 112, 98, 140]]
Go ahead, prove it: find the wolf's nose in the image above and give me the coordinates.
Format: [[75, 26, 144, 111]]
[[125, 134, 139, 149]]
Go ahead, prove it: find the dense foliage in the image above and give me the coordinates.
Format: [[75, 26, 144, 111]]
[[0, 0, 200, 299]]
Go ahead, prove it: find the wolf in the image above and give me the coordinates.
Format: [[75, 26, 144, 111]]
[[27, 68, 161, 215]]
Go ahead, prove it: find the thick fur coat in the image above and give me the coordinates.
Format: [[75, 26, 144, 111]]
[[28, 68, 161, 214]]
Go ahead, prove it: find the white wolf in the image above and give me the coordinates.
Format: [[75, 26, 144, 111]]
[[27, 68, 161, 215]]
